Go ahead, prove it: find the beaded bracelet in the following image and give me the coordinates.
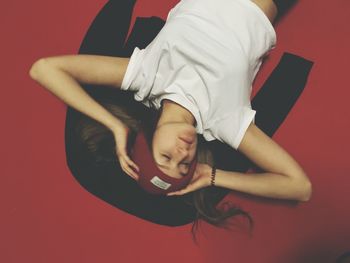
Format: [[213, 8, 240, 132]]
[[210, 165, 216, 187]]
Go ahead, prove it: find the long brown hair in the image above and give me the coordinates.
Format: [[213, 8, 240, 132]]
[[74, 99, 254, 244]]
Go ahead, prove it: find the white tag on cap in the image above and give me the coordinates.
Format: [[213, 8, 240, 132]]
[[150, 176, 171, 190]]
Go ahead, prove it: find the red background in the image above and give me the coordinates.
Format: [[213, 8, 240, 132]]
[[1, 0, 350, 262]]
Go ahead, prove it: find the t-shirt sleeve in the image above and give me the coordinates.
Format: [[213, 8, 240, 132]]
[[165, 1, 182, 21], [120, 47, 145, 92], [213, 106, 256, 150]]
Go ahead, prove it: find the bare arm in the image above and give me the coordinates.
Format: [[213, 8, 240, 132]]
[[29, 54, 130, 131], [214, 122, 312, 201], [29, 55, 141, 179], [167, 122, 312, 201]]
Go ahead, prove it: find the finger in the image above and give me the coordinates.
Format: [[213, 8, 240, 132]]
[[117, 150, 139, 172], [167, 188, 187, 196], [125, 166, 139, 180], [128, 169, 140, 180], [123, 163, 140, 180], [167, 192, 178, 196], [120, 160, 139, 180], [124, 156, 140, 172], [125, 169, 138, 180], [167, 179, 202, 196], [121, 165, 136, 180], [126, 160, 140, 173]]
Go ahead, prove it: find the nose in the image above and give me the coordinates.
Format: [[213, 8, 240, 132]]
[[172, 139, 191, 162], [175, 146, 189, 160]]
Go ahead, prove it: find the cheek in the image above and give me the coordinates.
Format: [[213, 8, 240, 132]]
[[153, 133, 173, 152], [191, 149, 197, 159], [152, 132, 161, 154], [190, 143, 198, 157]]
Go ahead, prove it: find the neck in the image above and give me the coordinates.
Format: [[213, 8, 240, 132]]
[[157, 99, 196, 128]]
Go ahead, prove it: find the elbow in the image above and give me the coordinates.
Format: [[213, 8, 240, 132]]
[[29, 58, 49, 80], [297, 177, 312, 202], [284, 170, 312, 202]]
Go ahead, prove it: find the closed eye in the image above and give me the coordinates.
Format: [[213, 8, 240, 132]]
[[162, 154, 170, 160], [161, 154, 189, 174]]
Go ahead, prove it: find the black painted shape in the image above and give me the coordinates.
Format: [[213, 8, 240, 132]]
[[78, 0, 136, 57], [123, 16, 166, 53], [66, 0, 197, 227], [65, 0, 314, 226], [273, 0, 298, 22]]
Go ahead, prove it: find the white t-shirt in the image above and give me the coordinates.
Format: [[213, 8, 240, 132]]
[[121, 0, 276, 150]]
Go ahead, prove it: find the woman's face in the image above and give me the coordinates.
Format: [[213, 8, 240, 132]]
[[152, 122, 198, 179]]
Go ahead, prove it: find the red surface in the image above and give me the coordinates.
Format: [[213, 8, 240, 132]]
[[1, 0, 350, 262]]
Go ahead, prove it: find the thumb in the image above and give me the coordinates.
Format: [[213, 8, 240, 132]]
[[167, 182, 195, 196]]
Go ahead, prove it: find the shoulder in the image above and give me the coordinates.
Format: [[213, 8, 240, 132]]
[[251, 0, 278, 23]]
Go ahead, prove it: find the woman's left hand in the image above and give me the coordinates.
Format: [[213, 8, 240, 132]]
[[166, 163, 212, 196]]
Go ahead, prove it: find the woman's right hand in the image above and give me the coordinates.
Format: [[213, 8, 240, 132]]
[[111, 122, 140, 181]]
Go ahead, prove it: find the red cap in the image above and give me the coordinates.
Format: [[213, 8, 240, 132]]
[[130, 129, 197, 195]]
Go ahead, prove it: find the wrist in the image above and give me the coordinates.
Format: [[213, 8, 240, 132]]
[[213, 169, 236, 188], [109, 120, 127, 133], [208, 165, 217, 187]]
